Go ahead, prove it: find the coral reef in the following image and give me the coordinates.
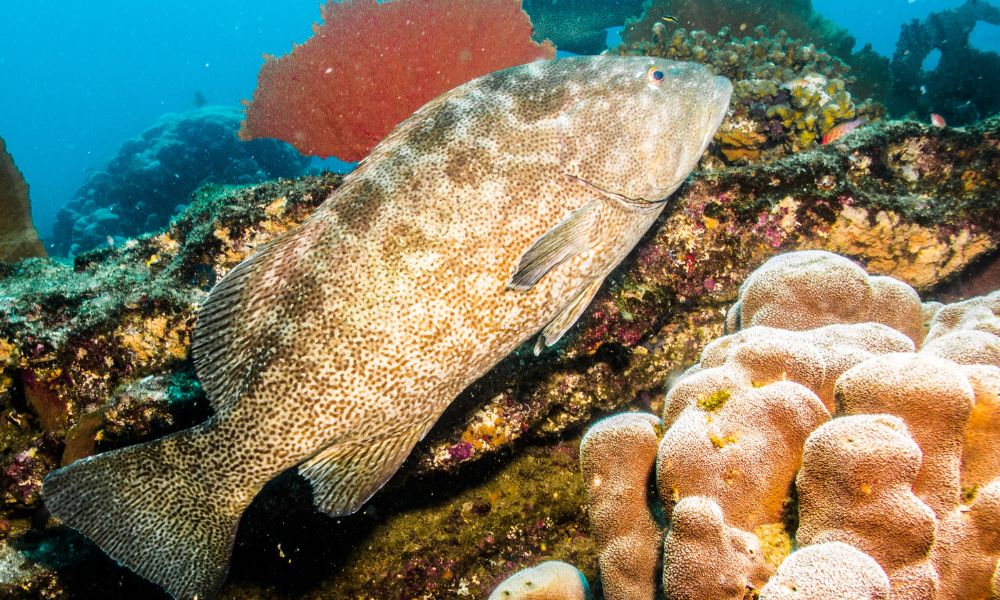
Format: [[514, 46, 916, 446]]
[[238, 0, 555, 161], [615, 25, 884, 162], [0, 116, 998, 596], [622, 0, 856, 60], [502, 250, 1000, 599], [522, 0, 643, 55], [888, 0, 1000, 125], [51, 106, 309, 256], [0, 137, 45, 262], [621, 0, 892, 102]]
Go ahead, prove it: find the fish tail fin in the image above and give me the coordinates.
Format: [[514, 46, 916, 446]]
[[42, 427, 251, 600]]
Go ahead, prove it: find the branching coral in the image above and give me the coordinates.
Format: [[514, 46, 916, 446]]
[[615, 26, 884, 161], [239, 0, 555, 161], [0, 136, 45, 262]]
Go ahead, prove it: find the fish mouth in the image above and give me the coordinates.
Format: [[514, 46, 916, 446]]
[[563, 173, 665, 207]]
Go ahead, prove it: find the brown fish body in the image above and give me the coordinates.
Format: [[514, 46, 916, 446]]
[[42, 57, 731, 599]]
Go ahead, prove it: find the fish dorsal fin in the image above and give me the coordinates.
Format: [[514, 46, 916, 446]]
[[299, 419, 434, 517], [191, 233, 291, 411], [534, 277, 604, 355], [507, 199, 601, 290]]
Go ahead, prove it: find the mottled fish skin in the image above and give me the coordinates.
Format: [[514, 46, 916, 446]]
[[41, 56, 732, 599]]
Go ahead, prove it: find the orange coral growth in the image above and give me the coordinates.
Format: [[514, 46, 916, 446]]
[[239, 0, 556, 161]]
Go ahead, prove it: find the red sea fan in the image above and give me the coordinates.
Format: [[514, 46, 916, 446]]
[[238, 0, 556, 161]]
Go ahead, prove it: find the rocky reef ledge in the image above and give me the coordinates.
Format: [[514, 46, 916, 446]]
[[0, 116, 998, 598]]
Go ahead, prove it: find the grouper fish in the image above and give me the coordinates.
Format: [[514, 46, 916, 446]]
[[42, 56, 732, 599]]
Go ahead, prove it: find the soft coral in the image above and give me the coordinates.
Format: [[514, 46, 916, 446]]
[[239, 0, 555, 161]]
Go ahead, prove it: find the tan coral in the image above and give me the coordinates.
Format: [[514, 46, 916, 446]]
[[688, 323, 913, 413], [726, 251, 924, 342], [932, 480, 1000, 600], [662, 496, 772, 600], [924, 290, 1000, 344], [657, 380, 828, 531], [922, 329, 1000, 367], [836, 352, 975, 517], [796, 415, 939, 599], [758, 542, 891, 600], [579, 413, 661, 600], [959, 365, 1000, 490], [488, 561, 589, 600]]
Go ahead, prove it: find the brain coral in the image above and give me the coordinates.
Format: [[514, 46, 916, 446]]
[[492, 250, 1000, 600]]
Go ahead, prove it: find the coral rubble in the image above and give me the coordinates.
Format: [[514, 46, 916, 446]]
[[50, 106, 309, 257], [0, 116, 998, 596], [238, 0, 555, 161], [888, 0, 1000, 125], [500, 250, 1000, 599], [0, 137, 45, 262], [616, 25, 884, 162]]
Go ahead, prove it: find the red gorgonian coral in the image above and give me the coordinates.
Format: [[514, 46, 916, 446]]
[[238, 0, 556, 161]]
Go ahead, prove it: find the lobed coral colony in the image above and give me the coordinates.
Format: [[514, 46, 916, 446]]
[[495, 250, 1000, 599]]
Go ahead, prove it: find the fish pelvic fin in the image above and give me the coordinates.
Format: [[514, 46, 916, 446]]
[[535, 276, 604, 355], [41, 426, 251, 600], [299, 419, 434, 517]]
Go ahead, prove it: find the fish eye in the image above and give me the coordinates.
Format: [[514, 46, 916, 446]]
[[646, 66, 665, 86]]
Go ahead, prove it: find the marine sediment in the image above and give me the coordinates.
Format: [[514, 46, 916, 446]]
[[0, 116, 998, 597]]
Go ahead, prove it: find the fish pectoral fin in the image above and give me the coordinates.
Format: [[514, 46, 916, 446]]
[[507, 200, 601, 291], [534, 277, 604, 355], [299, 420, 433, 517]]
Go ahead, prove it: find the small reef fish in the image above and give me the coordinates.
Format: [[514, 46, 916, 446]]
[[822, 116, 869, 144], [931, 112, 946, 127], [661, 15, 680, 24], [42, 56, 732, 600]]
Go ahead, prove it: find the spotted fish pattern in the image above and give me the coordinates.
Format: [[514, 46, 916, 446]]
[[42, 56, 732, 599]]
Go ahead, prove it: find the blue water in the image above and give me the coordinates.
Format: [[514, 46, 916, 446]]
[[1, 0, 998, 244]]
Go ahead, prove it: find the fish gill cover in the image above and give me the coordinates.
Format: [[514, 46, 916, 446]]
[[237, 0, 556, 161]]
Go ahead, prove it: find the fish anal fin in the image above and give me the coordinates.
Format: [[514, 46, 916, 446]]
[[534, 277, 603, 355], [507, 200, 600, 291], [299, 420, 432, 517]]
